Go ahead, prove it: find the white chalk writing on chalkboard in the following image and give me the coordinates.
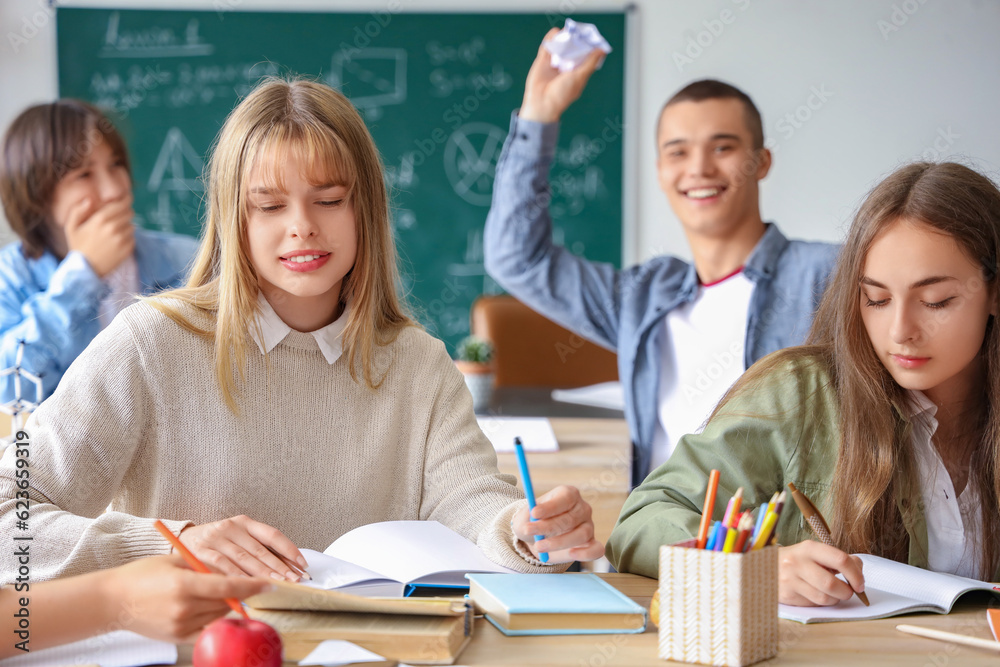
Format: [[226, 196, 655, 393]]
[[429, 63, 513, 98], [100, 12, 213, 59], [444, 123, 505, 206], [447, 229, 501, 294], [145, 128, 204, 233], [329, 48, 407, 120], [426, 37, 485, 66]]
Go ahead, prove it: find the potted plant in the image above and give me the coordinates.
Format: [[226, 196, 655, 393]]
[[455, 335, 495, 411]]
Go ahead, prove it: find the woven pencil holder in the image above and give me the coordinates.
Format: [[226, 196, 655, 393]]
[[658, 542, 778, 666]]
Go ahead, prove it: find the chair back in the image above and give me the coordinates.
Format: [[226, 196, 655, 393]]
[[470, 295, 618, 388]]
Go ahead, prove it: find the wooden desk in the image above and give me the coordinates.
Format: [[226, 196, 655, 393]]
[[170, 574, 1000, 666], [481, 385, 625, 419], [494, 418, 631, 548]]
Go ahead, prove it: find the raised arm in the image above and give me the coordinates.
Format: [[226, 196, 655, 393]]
[[484, 33, 624, 350]]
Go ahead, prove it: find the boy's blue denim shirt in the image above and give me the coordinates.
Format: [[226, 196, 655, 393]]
[[0, 228, 198, 403], [484, 113, 841, 487]]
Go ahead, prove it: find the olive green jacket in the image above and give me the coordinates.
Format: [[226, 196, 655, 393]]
[[606, 353, 938, 578]]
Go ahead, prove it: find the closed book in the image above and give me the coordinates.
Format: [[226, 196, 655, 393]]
[[466, 573, 647, 636], [247, 606, 473, 665]]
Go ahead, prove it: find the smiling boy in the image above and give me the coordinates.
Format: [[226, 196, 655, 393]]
[[484, 32, 839, 485]]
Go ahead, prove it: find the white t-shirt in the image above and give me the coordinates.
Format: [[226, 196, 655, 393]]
[[907, 391, 983, 579], [650, 269, 755, 470]]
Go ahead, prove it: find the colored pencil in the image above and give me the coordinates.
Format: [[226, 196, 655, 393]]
[[152, 519, 249, 619], [728, 487, 744, 528], [750, 510, 777, 551], [766, 490, 787, 546], [896, 625, 1000, 653], [733, 513, 755, 553], [696, 470, 721, 549]]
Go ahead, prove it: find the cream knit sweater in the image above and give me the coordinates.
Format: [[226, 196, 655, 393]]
[[0, 301, 555, 583]]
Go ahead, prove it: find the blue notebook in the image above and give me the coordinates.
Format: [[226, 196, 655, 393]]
[[466, 573, 647, 636]]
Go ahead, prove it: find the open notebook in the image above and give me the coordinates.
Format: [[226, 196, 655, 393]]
[[295, 520, 517, 597], [779, 554, 1000, 623]]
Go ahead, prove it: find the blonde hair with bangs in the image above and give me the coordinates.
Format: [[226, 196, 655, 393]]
[[149, 77, 412, 411]]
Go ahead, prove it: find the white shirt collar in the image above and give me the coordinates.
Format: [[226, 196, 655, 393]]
[[903, 389, 938, 421], [251, 293, 348, 365], [905, 388, 982, 578]]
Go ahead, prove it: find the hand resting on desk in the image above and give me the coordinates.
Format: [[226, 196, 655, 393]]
[[779, 540, 866, 606], [178, 514, 308, 582], [512, 485, 605, 563]]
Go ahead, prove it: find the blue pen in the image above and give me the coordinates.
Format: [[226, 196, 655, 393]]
[[705, 521, 722, 551], [513, 436, 548, 563]]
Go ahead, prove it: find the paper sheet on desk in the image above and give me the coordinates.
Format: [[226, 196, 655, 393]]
[[476, 416, 559, 452], [551, 382, 625, 411], [299, 640, 384, 665], [0, 630, 177, 667]]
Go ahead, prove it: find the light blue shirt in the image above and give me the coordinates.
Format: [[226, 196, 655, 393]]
[[0, 228, 198, 403], [484, 113, 841, 486]]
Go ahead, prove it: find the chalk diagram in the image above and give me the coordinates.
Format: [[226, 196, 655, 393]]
[[447, 228, 502, 296], [147, 128, 204, 233], [329, 48, 407, 120], [444, 123, 505, 207]]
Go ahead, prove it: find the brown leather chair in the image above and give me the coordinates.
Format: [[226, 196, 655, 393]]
[[470, 295, 618, 388]]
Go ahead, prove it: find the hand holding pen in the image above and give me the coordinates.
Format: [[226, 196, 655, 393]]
[[781, 483, 869, 607], [511, 437, 604, 564]]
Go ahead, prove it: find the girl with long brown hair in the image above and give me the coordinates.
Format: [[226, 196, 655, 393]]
[[0, 78, 602, 591], [608, 161, 1000, 606]]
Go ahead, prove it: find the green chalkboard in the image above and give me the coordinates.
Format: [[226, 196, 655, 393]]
[[57, 8, 625, 352]]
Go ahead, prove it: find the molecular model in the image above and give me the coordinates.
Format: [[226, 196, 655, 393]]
[[1, 341, 42, 449]]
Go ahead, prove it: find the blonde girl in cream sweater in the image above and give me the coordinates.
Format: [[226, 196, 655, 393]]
[[0, 78, 602, 587]]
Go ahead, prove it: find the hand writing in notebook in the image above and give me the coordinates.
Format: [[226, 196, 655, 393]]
[[178, 515, 309, 582], [511, 485, 605, 563], [779, 541, 866, 606]]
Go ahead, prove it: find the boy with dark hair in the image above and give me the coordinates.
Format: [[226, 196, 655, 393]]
[[485, 32, 839, 485], [0, 100, 197, 402]]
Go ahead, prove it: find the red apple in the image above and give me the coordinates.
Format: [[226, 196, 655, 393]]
[[193, 617, 282, 667]]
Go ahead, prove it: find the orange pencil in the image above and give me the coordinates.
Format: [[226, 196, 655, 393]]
[[152, 519, 250, 619], [696, 470, 721, 549]]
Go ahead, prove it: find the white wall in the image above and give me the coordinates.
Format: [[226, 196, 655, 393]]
[[2, 0, 999, 263]]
